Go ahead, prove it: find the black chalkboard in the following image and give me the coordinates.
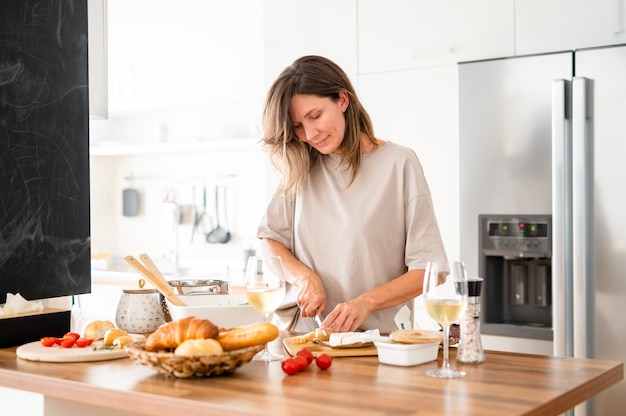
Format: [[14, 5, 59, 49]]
[[0, 0, 91, 303]]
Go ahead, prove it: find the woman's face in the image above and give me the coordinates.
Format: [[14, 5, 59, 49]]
[[289, 92, 348, 155]]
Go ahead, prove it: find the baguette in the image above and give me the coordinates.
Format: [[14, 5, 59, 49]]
[[216, 322, 279, 351], [144, 317, 219, 352]]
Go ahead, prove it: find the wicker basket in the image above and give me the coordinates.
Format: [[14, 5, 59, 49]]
[[125, 341, 263, 378]]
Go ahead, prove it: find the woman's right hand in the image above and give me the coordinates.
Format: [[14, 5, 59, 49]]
[[259, 237, 327, 317], [295, 273, 327, 318]]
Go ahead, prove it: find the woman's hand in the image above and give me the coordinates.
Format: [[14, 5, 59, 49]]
[[259, 238, 328, 317], [321, 298, 371, 333], [295, 273, 327, 318], [320, 269, 427, 332]]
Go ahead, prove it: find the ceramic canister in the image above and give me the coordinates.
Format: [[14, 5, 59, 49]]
[[115, 288, 164, 334]]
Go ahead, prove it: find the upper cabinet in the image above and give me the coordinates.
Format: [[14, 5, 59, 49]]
[[107, 0, 264, 113], [357, 0, 515, 74], [263, 0, 358, 88], [516, 0, 626, 55], [88, 0, 108, 119]]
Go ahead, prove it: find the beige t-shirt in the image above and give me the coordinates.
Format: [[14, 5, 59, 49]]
[[257, 141, 449, 333]]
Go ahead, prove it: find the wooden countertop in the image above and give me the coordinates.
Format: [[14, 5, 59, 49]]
[[0, 333, 622, 416]]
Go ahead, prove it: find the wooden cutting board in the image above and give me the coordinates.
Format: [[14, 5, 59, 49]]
[[283, 336, 378, 358], [16, 335, 145, 363]]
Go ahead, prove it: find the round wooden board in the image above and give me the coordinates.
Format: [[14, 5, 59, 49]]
[[16, 335, 145, 363]]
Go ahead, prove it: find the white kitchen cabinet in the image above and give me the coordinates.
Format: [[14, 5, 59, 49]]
[[357, 0, 514, 74], [516, 0, 626, 55], [358, 66, 460, 263], [107, 0, 264, 113], [88, 0, 108, 119], [263, 0, 358, 89]]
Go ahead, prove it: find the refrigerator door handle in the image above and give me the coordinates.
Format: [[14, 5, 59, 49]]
[[572, 77, 594, 360], [551, 79, 573, 357]]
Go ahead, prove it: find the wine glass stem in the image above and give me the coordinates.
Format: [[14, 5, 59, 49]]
[[441, 324, 451, 371], [263, 312, 270, 355]]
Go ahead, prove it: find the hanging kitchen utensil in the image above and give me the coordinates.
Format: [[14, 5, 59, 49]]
[[206, 185, 231, 244], [122, 174, 139, 217], [191, 186, 210, 243]]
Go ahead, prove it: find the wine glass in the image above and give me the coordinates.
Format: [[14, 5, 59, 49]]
[[423, 261, 468, 378], [245, 256, 286, 361]]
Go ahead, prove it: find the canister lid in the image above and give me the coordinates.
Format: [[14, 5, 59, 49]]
[[122, 288, 157, 294], [467, 277, 483, 297]]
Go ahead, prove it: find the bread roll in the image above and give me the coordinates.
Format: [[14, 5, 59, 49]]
[[113, 335, 135, 349], [103, 328, 129, 346], [174, 338, 223, 356], [84, 320, 115, 341], [216, 322, 279, 351], [144, 317, 219, 352]]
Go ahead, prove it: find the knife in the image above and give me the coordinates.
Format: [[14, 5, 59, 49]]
[[314, 311, 327, 336]]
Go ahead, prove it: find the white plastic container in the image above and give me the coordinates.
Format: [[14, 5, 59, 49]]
[[165, 294, 263, 329], [374, 341, 440, 366]]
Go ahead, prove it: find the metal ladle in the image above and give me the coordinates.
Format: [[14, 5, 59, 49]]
[[206, 186, 231, 244]]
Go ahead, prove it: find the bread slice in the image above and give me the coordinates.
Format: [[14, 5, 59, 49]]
[[103, 328, 129, 346], [113, 335, 135, 349]]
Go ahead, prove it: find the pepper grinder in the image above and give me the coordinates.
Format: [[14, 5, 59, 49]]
[[457, 277, 485, 364]]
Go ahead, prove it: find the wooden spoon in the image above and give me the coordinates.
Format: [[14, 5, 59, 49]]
[[124, 255, 186, 306]]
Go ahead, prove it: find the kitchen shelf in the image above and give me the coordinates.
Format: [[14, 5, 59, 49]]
[[89, 137, 261, 157]]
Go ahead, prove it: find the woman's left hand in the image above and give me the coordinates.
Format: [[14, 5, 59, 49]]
[[321, 298, 371, 333]]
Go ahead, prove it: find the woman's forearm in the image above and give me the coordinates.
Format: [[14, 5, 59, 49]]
[[258, 238, 318, 287], [356, 269, 425, 313]]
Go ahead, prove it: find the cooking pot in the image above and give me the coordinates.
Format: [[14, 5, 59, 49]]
[[168, 279, 229, 296]]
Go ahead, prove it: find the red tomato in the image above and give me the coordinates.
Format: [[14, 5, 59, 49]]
[[296, 348, 314, 365], [293, 355, 308, 372], [64, 332, 81, 341], [315, 353, 332, 370], [75, 337, 94, 348], [54, 337, 64, 345], [40, 337, 57, 347], [281, 358, 300, 375], [59, 337, 76, 348]]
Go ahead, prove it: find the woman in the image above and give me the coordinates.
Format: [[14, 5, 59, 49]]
[[257, 55, 448, 334]]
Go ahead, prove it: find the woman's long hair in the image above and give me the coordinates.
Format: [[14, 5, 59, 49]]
[[262, 55, 376, 198]]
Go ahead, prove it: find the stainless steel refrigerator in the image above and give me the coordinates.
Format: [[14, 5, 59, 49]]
[[459, 45, 626, 414]]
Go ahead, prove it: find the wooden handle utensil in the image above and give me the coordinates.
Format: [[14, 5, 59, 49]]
[[124, 255, 187, 306]]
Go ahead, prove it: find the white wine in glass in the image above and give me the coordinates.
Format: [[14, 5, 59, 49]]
[[423, 261, 468, 378], [245, 256, 286, 361]]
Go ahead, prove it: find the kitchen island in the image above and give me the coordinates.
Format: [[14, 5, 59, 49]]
[[0, 333, 622, 416]]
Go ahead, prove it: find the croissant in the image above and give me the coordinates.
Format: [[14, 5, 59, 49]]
[[144, 316, 219, 351]]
